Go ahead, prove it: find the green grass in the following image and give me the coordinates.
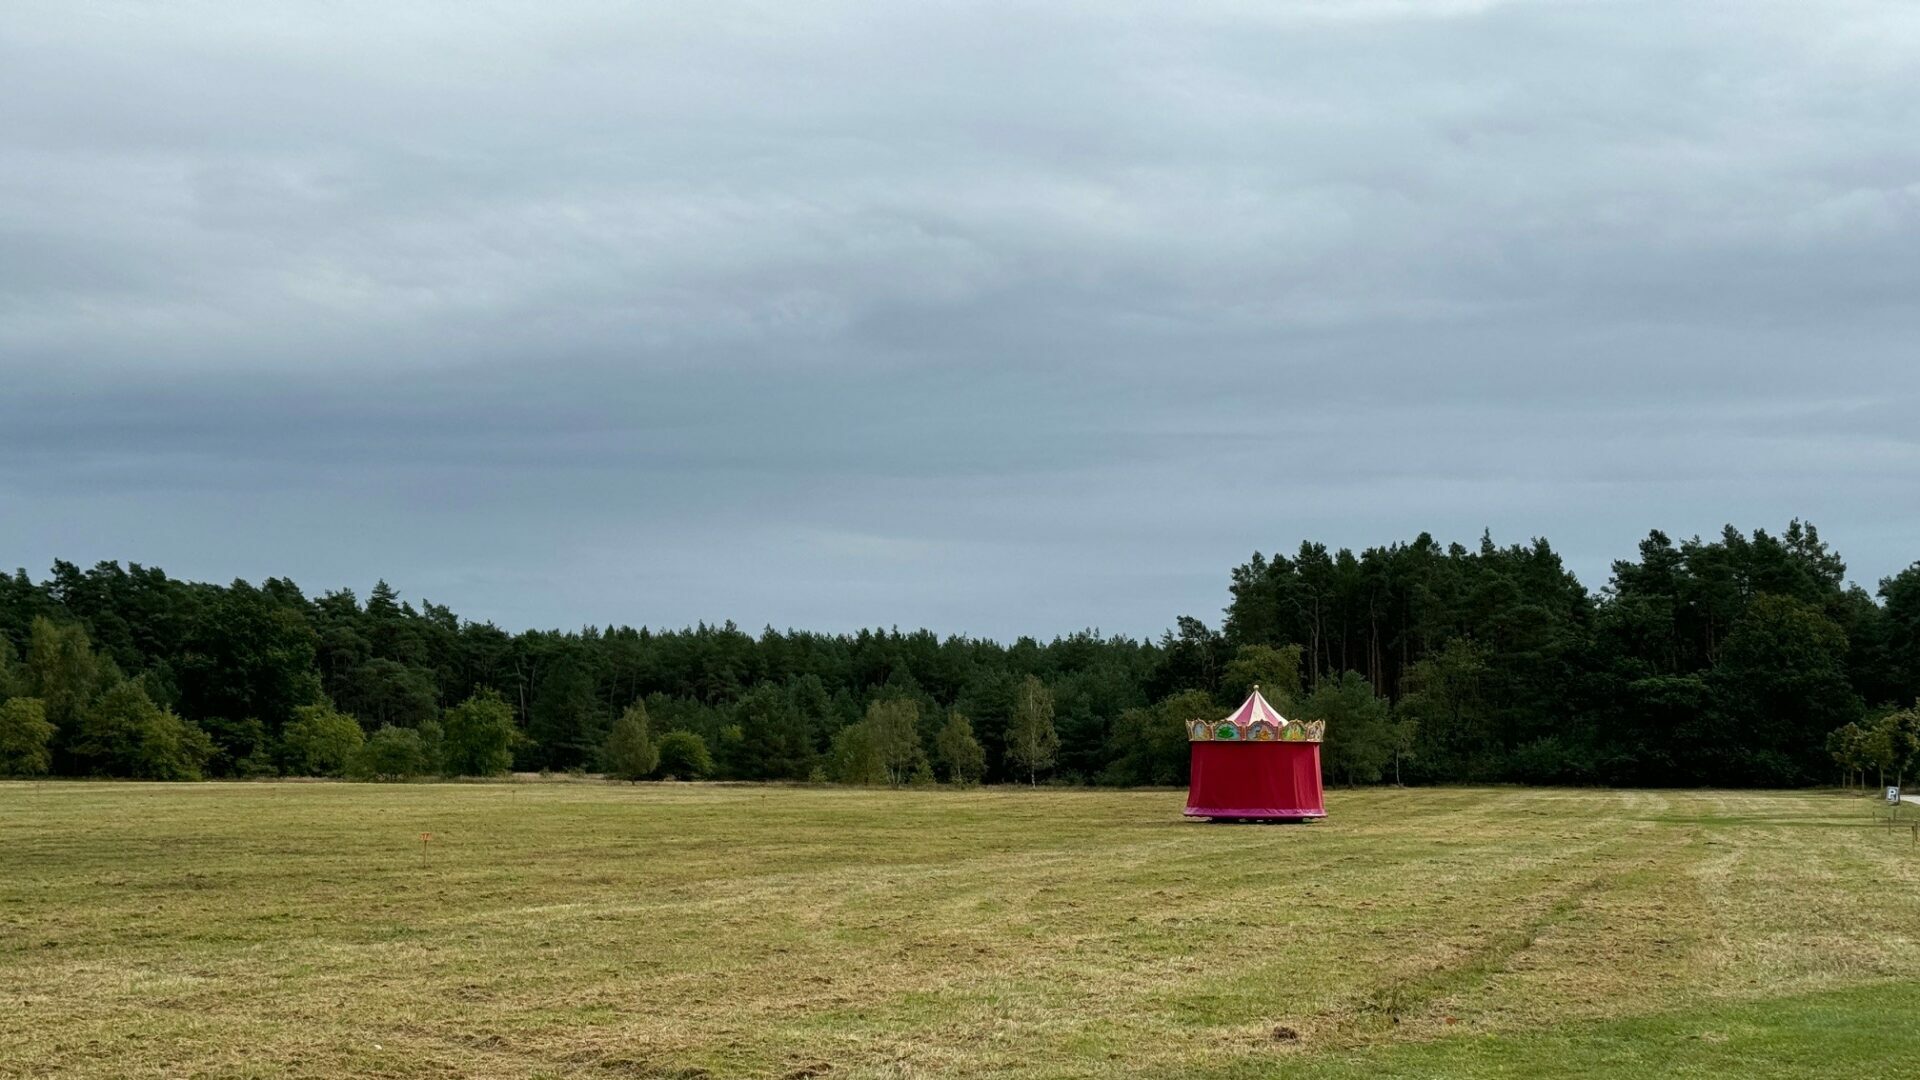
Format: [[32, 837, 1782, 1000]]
[[2, 783, 1916, 1078]]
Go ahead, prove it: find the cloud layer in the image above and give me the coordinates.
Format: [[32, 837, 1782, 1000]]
[[4, 0, 1918, 636]]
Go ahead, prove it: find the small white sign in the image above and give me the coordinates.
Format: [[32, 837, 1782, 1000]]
[[1889, 786, 1903, 805]]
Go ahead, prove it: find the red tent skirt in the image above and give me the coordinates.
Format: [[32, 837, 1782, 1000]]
[[1185, 741, 1325, 820]]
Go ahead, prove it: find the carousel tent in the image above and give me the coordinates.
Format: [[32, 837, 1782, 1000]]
[[1185, 686, 1325, 821]]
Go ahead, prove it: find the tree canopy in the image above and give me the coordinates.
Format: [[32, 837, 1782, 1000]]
[[0, 520, 1911, 787], [603, 702, 660, 781]]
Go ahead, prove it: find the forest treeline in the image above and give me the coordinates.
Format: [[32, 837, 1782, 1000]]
[[2, 519, 1918, 788]]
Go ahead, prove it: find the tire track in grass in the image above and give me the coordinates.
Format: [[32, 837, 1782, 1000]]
[[1239, 797, 1698, 1051]]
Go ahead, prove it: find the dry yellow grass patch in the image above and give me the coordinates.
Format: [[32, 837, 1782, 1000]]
[[1, 782, 1914, 1078]]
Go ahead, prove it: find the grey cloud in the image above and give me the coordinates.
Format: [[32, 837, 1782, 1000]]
[[3, 0, 1918, 636]]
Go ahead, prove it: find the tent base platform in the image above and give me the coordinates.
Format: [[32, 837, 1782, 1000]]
[[1183, 808, 1325, 823]]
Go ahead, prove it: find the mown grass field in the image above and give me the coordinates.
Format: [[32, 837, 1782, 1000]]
[[2, 782, 1917, 1079]]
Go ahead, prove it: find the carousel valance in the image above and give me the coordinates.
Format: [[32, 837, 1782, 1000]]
[[1187, 717, 1325, 743], [1185, 686, 1323, 742]]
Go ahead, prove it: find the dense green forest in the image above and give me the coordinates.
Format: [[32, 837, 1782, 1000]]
[[2, 520, 1917, 788]]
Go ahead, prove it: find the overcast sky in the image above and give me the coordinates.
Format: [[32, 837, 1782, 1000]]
[[3, 1, 1917, 639]]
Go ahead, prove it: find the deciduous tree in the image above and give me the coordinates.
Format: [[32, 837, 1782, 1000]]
[[349, 725, 430, 781], [656, 729, 714, 780], [26, 616, 106, 739], [442, 689, 516, 777], [1102, 689, 1211, 787], [604, 702, 659, 781], [935, 710, 985, 785], [0, 697, 54, 776], [1306, 671, 1393, 786], [1222, 644, 1304, 713], [71, 680, 211, 780], [1006, 675, 1058, 785], [829, 721, 886, 785], [281, 702, 365, 777], [866, 698, 926, 787]]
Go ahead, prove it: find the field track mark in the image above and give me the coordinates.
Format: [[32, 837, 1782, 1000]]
[[1297, 819, 1700, 1048], [1319, 877, 1601, 1042]]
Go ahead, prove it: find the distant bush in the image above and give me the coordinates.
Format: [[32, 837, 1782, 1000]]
[[1101, 689, 1210, 787], [281, 703, 365, 778], [199, 716, 275, 779], [440, 689, 515, 777], [72, 680, 212, 780], [654, 730, 712, 780], [349, 725, 431, 781]]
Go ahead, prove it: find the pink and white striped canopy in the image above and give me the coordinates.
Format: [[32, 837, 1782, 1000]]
[[1220, 687, 1288, 727]]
